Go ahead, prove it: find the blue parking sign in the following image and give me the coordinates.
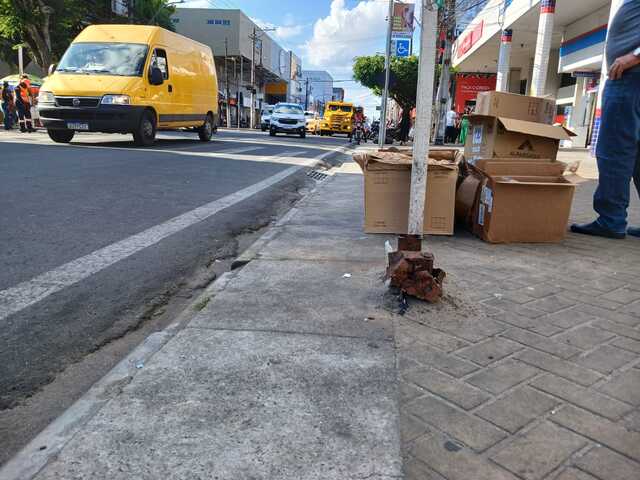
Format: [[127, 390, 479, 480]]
[[394, 38, 411, 57]]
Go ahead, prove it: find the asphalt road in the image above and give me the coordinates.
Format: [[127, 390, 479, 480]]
[[0, 128, 350, 464]]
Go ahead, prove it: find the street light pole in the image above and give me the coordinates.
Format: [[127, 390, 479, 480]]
[[225, 38, 230, 128], [379, 0, 394, 148]]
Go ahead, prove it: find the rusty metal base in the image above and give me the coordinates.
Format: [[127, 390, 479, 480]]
[[386, 236, 445, 302]]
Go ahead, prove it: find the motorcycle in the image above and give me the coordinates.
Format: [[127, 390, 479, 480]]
[[352, 121, 364, 145]]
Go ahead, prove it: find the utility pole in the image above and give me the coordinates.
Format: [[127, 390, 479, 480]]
[[409, 0, 438, 235], [128, 0, 134, 23], [379, 0, 394, 147], [433, 0, 455, 144], [304, 78, 310, 110], [225, 38, 230, 128], [250, 27, 256, 130], [239, 57, 243, 128]]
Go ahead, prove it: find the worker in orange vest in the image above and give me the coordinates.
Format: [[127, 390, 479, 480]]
[[15, 77, 34, 133]]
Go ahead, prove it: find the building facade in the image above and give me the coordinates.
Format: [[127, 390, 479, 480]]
[[172, 8, 302, 127], [332, 87, 345, 102], [452, 0, 615, 148], [300, 70, 334, 114]]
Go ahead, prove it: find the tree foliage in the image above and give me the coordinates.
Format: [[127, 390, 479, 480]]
[[0, 0, 176, 71], [352, 54, 419, 111]]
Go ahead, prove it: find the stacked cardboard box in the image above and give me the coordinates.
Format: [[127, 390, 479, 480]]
[[458, 92, 576, 243], [354, 148, 462, 235]]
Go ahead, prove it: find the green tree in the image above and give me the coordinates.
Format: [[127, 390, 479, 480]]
[[0, 0, 176, 71], [353, 54, 419, 141]]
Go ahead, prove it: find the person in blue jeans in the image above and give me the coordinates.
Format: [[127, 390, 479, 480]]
[[1, 81, 13, 130], [571, 0, 640, 239]]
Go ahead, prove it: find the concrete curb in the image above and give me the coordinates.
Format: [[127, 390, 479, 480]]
[[0, 144, 351, 480]]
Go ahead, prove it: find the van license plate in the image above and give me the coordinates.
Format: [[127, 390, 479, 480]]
[[67, 122, 89, 131]]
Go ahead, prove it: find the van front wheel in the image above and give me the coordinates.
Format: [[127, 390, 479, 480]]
[[133, 110, 156, 147], [48, 129, 75, 143], [198, 114, 214, 142]]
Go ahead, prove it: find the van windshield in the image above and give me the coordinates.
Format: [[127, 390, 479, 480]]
[[56, 42, 149, 77]]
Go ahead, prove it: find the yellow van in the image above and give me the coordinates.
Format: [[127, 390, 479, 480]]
[[38, 25, 218, 146]]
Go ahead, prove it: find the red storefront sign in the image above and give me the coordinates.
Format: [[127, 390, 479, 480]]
[[457, 20, 484, 58], [454, 74, 496, 114]]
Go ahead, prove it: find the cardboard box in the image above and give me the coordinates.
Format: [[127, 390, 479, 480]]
[[354, 149, 460, 235], [472, 163, 576, 243], [464, 115, 575, 163], [475, 91, 556, 124]]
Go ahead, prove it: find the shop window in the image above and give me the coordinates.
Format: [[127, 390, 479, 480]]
[[560, 73, 577, 88]]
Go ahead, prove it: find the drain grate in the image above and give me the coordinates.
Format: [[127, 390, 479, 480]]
[[306, 169, 329, 181]]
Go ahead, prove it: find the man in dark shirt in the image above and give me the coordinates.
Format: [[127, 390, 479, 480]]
[[572, 0, 640, 238], [1, 81, 13, 130]]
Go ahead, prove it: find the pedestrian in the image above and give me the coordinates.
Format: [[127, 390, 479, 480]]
[[1, 81, 14, 131], [15, 79, 35, 133], [571, 1, 640, 239], [444, 108, 458, 144], [458, 114, 469, 145]]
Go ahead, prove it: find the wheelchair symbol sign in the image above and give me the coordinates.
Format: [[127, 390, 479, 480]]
[[394, 38, 411, 57]]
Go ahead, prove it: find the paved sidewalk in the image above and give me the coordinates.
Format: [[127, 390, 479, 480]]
[[2, 159, 403, 480], [4, 150, 640, 480]]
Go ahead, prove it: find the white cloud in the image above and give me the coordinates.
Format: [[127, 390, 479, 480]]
[[251, 17, 305, 42], [300, 0, 389, 118]]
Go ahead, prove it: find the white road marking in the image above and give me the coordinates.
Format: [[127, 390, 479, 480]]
[[0, 147, 345, 321]]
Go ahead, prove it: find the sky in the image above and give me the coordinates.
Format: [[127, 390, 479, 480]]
[[182, 0, 407, 118]]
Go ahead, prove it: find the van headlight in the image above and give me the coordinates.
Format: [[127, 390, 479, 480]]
[[101, 95, 130, 105], [38, 91, 55, 104]]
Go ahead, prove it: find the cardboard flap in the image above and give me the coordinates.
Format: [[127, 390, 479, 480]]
[[354, 149, 460, 172], [498, 117, 575, 140], [478, 161, 567, 177], [492, 175, 576, 187]]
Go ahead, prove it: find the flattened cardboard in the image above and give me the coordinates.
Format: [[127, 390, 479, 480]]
[[475, 91, 556, 124], [464, 115, 575, 163], [356, 149, 460, 235], [472, 166, 576, 243]]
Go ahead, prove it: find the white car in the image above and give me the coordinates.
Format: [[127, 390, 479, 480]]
[[269, 103, 306, 138], [260, 105, 274, 132]]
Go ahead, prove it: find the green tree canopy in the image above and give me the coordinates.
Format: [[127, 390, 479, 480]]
[[0, 0, 177, 71], [352, 54, 419, 112]]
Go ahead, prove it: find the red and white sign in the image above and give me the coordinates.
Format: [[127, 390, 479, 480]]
[[454, 73, 496, 114], [456, 20, 484, 59]]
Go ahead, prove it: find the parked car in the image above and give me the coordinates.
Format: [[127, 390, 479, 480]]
[[260, 104, 274, 131], [304, 110, 320, 134], [269, 103, 306, 138], [38, 25, 218, 146]]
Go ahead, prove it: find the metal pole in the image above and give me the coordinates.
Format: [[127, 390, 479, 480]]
[[434, 21, 453, 143], [18, 46, 24, 75], [250, 27, 256, 130], [128, 0, 134, 23], [239, 57, 243, 129], [304, 78, 309, 110], [379, 0, 394, 148], [408, 0, 438, 235], [225, 38, 230, 128]]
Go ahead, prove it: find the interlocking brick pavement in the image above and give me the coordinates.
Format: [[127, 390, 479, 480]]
[[400, 180, 640, 480]]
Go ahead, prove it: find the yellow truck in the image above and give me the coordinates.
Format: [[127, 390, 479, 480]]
[[319, 101, 354, 137], [38, 25, 218, 146]]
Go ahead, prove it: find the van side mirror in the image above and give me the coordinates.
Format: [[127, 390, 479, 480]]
[[149, 67, 164, 86], [48, 63, 57, 75]]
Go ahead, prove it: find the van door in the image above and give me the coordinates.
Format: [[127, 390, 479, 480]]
[[147, 47, 175, 128]]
